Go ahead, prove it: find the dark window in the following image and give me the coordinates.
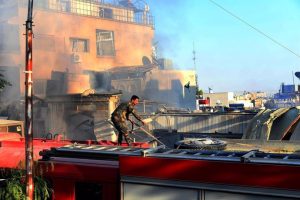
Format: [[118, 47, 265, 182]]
[[96, 30, 115, 56], [99, 7, 113, 19], [75, 182, 102, 200], [61, 0, 71, 12], [8, 125, 22, 136], [70, 38, 89, 52]]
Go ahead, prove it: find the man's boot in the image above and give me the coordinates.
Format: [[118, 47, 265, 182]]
[[124, 133, 133, 146]]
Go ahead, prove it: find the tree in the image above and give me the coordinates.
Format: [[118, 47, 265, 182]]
[[196, 89, 203, 96], [0, 72, 11, 91]]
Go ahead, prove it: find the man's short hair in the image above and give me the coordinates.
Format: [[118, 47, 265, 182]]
[[131, 95, 140, 101]]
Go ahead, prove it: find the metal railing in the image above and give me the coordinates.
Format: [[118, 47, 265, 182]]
[[19, 0, 154, 28]]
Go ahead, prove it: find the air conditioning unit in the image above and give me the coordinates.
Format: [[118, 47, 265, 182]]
[[71, 53, 82, 63]]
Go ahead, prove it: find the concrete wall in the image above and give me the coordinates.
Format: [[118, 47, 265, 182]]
[[203, 92, 234, 107], [144, 69, 197, 109], [110, 69, 197, 109]]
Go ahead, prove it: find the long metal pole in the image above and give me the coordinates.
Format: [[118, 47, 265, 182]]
[[25, 0, 34, 199]]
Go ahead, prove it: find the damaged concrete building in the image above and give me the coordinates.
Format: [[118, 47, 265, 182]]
[[0, 0, 196, 106], [1, 0, 154, 94], [0, 0, 196, 139]]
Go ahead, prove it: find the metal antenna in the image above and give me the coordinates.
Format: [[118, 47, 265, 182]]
[[193, 42, 196, 69], [193, 42, 199, 92]]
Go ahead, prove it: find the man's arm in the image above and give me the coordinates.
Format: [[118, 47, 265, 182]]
[[132, 109, 145, 125]]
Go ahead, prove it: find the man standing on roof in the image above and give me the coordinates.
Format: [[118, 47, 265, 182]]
[[111, 95, 145, 146]]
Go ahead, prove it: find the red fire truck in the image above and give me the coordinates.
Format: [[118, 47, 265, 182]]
[[39, 145, 300, 200]]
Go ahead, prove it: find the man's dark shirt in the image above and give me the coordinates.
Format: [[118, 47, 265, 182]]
[[111, 102, 142, 123]]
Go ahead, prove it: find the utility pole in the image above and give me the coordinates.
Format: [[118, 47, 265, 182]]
[[25, 0, 34, 199]]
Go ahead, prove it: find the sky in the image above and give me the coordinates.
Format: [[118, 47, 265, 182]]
[[145, 0, 300, 93]]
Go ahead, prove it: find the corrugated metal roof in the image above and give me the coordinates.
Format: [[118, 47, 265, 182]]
[[243, 107, 300, 141]]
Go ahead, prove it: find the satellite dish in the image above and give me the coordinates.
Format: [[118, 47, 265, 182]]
[[184, 81, 190, 92], [142, 56, 152, 66], [184, 81, 190, 89], [295, 72, 300, 79]]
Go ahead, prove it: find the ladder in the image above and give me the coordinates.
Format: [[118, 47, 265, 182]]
[[41, 144, 300, 166]]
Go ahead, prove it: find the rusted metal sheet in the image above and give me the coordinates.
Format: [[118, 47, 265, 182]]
[[46, 93, 121, 140], [243, 107, 300, 141], [270, 107, 300, 140], [290, 122, 300, 140]]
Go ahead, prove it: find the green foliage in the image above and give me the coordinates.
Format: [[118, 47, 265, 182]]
[[0, 169, 25, 200], [3, 180, 25, 200], [196, 89, 203, 96], [34, 176, 52, 200], [0, 72, 11, 91], [0, 169, 52, 200]]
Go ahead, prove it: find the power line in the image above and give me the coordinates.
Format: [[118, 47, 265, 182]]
[[209, 0, 300, 59]]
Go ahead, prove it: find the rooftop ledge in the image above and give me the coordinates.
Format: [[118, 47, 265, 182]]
[[19, 0, 155, 28]]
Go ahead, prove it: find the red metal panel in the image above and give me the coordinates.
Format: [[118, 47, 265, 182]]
[[0, 139, 71, 168], [0, 137, 149, 169], [102, 183, 118, 200], [52, 178, 75, 200], [199, 99, 209, 105], [119, 156, 300, 191], [39, 160, 119, 200], [51, 179, 118, 200], [0, 132, 21, 141], [40, 161, 119, 183]]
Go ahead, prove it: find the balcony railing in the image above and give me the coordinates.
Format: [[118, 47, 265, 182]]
[[19, 0, 154, 28]]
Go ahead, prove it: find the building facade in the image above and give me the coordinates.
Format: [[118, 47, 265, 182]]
[[203, 92, 234, 107], [0, 0, 154, 96], [1, 0, 197, 115]]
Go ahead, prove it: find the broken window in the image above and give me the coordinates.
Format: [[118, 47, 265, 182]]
[[70, 38, 89, 52], [96, 30, 115, 56]]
